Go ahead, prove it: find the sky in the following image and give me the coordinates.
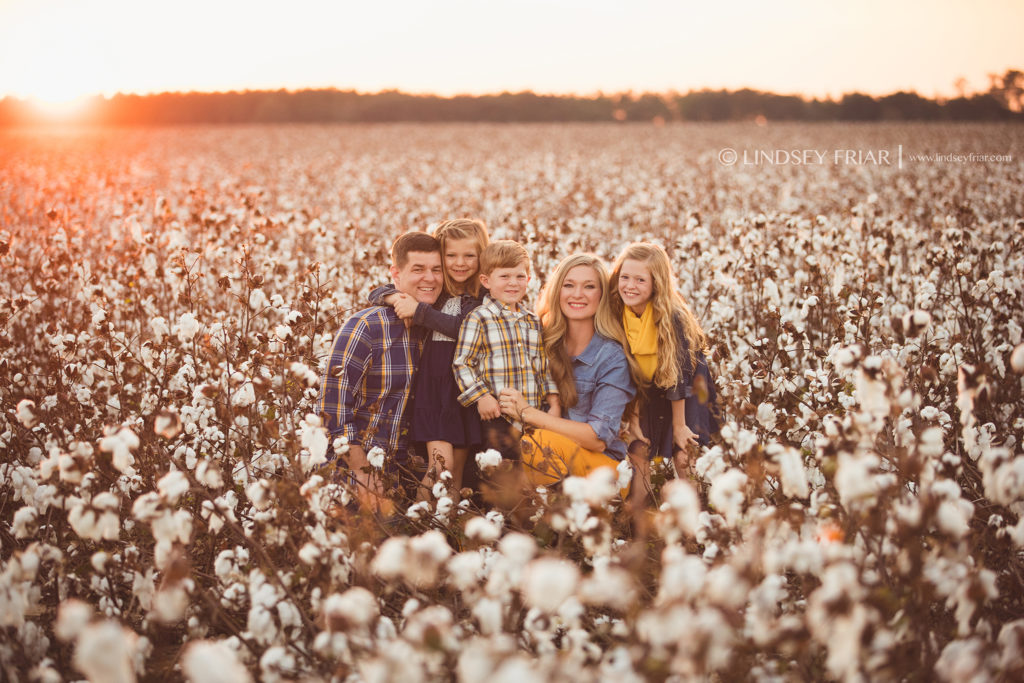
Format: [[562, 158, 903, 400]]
[[1, 0, 1022, 104]]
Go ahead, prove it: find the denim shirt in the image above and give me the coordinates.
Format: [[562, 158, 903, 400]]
[[567, 333, 636, 461]]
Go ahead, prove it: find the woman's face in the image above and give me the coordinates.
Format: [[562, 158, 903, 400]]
[[444, 237, 480, 285], [617, 258, 654, 315], [559, 265, 602, 321]]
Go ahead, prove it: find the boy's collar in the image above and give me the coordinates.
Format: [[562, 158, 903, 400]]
[[484, 294, 526, 314]]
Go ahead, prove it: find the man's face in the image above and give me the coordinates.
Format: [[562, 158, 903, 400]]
[[390, 250, 442, 304]]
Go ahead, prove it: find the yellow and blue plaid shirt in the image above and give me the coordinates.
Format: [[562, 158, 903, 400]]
[[453, 295, 558, 411], [317, 306, 425, 458]]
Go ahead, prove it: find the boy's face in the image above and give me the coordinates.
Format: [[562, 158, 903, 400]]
[[390, 250, 443, 304], [480, 263, 530, 307]]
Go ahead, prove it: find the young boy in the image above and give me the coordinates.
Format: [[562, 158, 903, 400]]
[[453, 240, 559, 458]]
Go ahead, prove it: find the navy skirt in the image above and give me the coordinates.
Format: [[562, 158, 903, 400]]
[[410, 340, 483, 447], [639, 359, 720, 459]]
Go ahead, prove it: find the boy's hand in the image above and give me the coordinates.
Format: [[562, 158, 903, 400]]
[[392, 293, 418, 320], [381, 293, 400, 306], [477, 393, 502, 420]]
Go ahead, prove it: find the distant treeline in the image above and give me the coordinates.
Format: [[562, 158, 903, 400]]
[[3, 72, 1023, 125]]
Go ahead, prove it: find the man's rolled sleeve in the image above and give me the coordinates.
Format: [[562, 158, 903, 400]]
[[318, 317, 371, 438]]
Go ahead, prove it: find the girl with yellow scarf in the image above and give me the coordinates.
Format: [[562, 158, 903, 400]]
[[609, 242, 721, 483]]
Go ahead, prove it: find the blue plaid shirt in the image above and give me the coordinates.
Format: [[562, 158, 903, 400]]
[[317, 306, 424, 458]]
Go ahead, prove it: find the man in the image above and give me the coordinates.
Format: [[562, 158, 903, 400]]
[[318, 231, 442, 506]]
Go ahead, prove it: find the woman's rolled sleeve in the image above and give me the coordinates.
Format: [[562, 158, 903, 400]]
[[581, 353, 635, 459]]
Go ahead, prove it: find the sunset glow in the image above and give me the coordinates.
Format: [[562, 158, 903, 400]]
[[0, 0, 1022, 102]]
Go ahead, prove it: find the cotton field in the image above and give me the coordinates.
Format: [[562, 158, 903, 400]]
[[1, 122, 1023, 682]]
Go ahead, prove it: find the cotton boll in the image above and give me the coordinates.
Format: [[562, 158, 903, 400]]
[[371, 537, 408, 582], [150, 316, 169, 342], [1011, 344, 1024, 373], [175, 312, 201, 343], [72, 620, 138, 683], [13, 505, 38, 539], [901, 310, 931, 337], [521, 557, 580, 612], [100, 426, 140, 474], [709, 468, 748, 525], [918, 426, 945, 458], [55, 599, 94, 642], [756, 402, 778, 431], [367, 447, 386, 469], [323, 587, 378, 631], [181, 640, 253, 683], [16, 399, 38, 428], [615, 459, 633, 491], [231, 381, 256, 408], [405, 530, 453, 587], [447, 552, 485, 591], [498, 533, 536, 566], [157, 470, 190, 504], [936, 499, 974, 539], [475, 449, 502, 470], [465, 516, 501, 543], [766, 444, 809, 499], [658, 478, 702, 537], [153, 410, 182, 439], [578, 565, 637, 611]]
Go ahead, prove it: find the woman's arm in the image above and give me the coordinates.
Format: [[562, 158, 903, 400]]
[[499, 389, 606, 452]]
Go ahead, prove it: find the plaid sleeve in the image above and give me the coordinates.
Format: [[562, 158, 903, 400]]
[[453, 310, 489, 406], [318, 315, 372, 441]]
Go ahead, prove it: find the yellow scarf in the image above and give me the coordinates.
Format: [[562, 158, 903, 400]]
[[622, 303, 658, 381]]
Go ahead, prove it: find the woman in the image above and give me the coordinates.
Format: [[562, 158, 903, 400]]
[[608, 242, 720, 479], [497, 254, 636, 487]]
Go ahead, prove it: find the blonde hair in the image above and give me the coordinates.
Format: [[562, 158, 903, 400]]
[[609, 242, 707, 390], [480, 240, 530, 276], [536, 254, 636, 409], [432, 219, 490, 297]]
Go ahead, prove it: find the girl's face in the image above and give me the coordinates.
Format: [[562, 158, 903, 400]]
[[444, 237, 480, 285], [559, 265, 602, 322], [617, 259, 653, 315]]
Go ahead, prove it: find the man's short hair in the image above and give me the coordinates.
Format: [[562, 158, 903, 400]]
[[391, 231, 441, 269], [480, 240, 531, 276]]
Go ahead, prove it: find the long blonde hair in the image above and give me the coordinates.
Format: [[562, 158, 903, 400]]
[[536, 254, 636, 409], [432, 219, 490, 297], [609, 242, 707, 390]]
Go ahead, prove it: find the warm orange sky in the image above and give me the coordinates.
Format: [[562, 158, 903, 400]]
[[1, 0, 1022, 105]]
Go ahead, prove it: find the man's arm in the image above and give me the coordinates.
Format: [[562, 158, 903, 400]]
[[317, 315, 372, 447]]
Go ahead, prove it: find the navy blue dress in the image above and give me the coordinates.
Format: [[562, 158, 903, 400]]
[[637, 314, 721, 459], [368, 285, 483, 447]]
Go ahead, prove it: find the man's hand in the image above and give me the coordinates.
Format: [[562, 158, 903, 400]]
[[392, 293, 418, 320], [477, 393, 502, 420]]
